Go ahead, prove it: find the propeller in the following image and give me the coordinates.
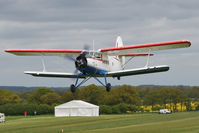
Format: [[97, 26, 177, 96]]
[[64, 55, 79, 78], [65, 55, 76, 62], [64, 44, 90, 75], [75, 53, 87, 69]]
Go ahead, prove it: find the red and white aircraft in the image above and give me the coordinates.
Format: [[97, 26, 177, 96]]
[[5, 36, 191, 92]]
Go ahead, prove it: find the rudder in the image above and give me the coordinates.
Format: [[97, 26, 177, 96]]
[[116, 36, 124, 48], [116, 36, 125, 69]]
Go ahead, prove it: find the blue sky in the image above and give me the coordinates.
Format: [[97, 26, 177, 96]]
[[0, 0, 198, 87]]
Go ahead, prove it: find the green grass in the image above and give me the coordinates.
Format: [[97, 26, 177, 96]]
[[0, 112, 199, 133]]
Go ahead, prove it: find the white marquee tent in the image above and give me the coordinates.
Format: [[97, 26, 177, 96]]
[[55, 100, 99, 117]]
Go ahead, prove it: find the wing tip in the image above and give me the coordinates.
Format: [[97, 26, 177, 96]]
[[183, 40, 191, 47], [4, 49, 10, 52]]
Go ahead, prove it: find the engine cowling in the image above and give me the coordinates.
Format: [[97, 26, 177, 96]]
[[75, 54, 87, 69]]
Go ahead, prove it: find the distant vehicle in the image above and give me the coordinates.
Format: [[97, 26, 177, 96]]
[[5, 36, 191, 93], [159, 109, 171, 114], [0, 113, 5, 123]]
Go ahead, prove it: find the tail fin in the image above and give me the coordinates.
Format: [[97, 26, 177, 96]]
[[116, 36, 124, 48], [116, 36, 125, 69]]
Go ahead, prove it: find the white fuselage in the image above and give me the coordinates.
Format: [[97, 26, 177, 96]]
[[87, 56, 122, 72], [77, 36, 125, 75]]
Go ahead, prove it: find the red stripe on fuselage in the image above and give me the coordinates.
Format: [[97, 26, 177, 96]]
[[114, 56, 119, 61]]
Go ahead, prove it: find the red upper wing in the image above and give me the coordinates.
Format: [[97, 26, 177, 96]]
[[100, 40, 191, 56], [5, 49, 82, 57]]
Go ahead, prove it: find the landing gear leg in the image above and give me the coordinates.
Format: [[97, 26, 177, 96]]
[[93, 74, 112, 92], [70, 75, 91, 93], [70, 73, 112, 93], [104, 74, 111, 92]]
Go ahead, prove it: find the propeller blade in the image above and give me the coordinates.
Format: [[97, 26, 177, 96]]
[[82, 44, 91, 57], [73, 69, 78, 75], [64, 55, 76, 62]]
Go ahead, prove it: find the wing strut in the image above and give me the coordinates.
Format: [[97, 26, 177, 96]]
[[41, 56, 46, 72], [122, 57, 134, 69], [145, 49, 151, 68]]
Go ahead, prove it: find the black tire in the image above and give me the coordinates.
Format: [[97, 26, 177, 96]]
[[106, 83, 111, 92], [70, 84, 76, 93]]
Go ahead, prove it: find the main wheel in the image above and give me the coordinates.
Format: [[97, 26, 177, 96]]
[[106, 83, 111, 92], [70, 84, 76, 93]]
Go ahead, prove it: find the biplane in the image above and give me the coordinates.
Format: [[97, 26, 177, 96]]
[[5, 36, 191, 92]]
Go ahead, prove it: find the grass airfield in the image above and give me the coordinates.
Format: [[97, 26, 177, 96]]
[[0, 112, 199, 133]]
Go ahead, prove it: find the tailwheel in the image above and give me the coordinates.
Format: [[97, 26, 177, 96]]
[[70, 84, 76, 93], [106, 83, 111, 92]]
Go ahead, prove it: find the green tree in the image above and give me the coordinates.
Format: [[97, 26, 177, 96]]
[[0, 89, 22, 105], [159, 88, 173, 109], [195, 104, 199, 111], [137, 87, 150, 99], [172, 89, 187, 112], [128, 104, 138, 112], [61, 90, 78, 103], [117, 103, 129, 113], [104, 85, 141, 105], [78, 84, 105, 105], [61, 85, 106, 105], [99, 105, 112, 114], [185, 98, 192, 111], [28, 88, 54, 104], [179, 92, 187, 112], [40, 92, 61, 105], [143, 90, 160, 109], [112, 104, 121, 114], [188, 87, 199, 100]]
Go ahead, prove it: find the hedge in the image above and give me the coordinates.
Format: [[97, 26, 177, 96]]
[[0, 103, 54, 115]]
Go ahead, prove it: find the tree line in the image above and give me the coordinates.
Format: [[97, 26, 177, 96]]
[[0, 85, 198, 115]]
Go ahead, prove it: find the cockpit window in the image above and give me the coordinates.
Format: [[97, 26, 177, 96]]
[[94, 52, 101, 58], [86, 51, 101, 59]]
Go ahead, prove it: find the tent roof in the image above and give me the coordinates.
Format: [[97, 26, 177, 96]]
[[55, 100, 99, 108]]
